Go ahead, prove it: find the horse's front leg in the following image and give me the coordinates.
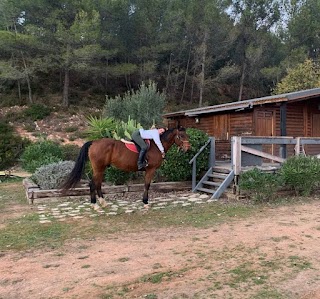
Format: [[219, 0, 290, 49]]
[[143, 169, 156, 205]]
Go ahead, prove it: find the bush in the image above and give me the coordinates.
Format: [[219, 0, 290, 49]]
[[280, 156, 320, 196], [23, 103, 52, 120], [105, 166, 133, 185], [61, 144, 81, 161], [21, 140, 63, 173], [159, 128, 210, 181], [85, 116, 116, 139], [31, 161, 75, 189], [239, 168, 282, 202], [103, 81, 165, 128], [0, 121, 30, 170]]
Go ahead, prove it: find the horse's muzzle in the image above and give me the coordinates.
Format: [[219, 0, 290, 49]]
[[182, 142, 191, 152]]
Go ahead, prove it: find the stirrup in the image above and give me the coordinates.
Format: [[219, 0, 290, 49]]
[[138, 161, 148, 170]]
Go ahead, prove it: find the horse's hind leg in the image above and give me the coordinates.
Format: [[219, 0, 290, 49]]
[[93, 169, 108, 208], [89, 180, 97, 204]]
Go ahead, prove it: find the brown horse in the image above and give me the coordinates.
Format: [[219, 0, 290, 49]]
[[62, 127, 190, 208]]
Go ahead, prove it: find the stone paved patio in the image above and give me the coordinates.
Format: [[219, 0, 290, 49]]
[[36, 192, 217, 224]]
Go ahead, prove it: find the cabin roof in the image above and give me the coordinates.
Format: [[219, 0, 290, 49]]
[[163, 88, 320, 118]]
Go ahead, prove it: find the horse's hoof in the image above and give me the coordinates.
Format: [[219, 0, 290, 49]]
[[98, 197, 108, 208], [91, 203, 100, 211]]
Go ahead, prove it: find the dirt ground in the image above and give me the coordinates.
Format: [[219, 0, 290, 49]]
[[1, 200, 320, 299]]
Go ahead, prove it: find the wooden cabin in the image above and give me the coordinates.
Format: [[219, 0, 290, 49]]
[[163, 88, 320, 159]]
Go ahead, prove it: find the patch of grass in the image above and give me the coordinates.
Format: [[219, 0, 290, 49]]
[[78, 255, 89, 260], [270, 236, 290, 242], [64, 126, 78, 133], [228, 263, 258, 286], [140, 269, 186, 284], [118, 257, 130, 262], [0, 181, 26, 208], [288, 256, 312, 270], [81, 264, 91, 269], [251, 288, 285, 299], [0, 214, 73, 250]]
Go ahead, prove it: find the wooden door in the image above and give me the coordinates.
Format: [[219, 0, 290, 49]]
[[255, 111, 275, 136], [312, 114, 320, 136], [255, 110, 275, 155]]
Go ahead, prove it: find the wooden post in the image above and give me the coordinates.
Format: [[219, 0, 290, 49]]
[[295, 137, 301, 156], [192, 160, 197, 191], [280, 102, 287, 158], [209, 137, 215, 168], [232, 136, 242, 176]]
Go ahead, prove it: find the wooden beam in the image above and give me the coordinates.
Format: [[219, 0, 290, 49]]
[[241, 145, 285, 163]]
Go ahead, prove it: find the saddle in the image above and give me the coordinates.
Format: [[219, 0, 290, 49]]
[[121, 139, 151, 153]]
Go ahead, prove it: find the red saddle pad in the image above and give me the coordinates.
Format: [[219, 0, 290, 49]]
[[123, 140, 150, 153]]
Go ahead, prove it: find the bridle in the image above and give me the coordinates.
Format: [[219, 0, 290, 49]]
[[175, 129, 190, 151]]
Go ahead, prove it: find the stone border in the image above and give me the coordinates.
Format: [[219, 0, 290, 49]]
[[23, 178, 192, 204]]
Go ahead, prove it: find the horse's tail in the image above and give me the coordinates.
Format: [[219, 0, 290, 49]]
[[61, 141, 92, 190]]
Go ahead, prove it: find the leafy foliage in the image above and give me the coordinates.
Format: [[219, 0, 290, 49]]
[[23, 104, 52, 121], [85, 116, 117, 140], [280, 156, 320, 196], [60, 144, 81, 161], [240, 156, 320, 200], [0, 121, 29, 170], [273, 59, 320, 94], [112, 116, 143, 140], [105, 167, 133, 186], [239, 168, 282, 202], [103, 81, 165, 128], [31, 161, 75, 189], [21, 140, 63, 173], [160, 128, 210, 181]]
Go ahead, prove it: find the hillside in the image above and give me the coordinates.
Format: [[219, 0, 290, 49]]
[[1, 105, 99, 147]]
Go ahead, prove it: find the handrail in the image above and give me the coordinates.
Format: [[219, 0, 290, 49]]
[[189, 138, 211, 164], [189, 137, 215, 190]]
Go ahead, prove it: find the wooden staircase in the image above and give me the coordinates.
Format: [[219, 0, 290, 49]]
[[193, 167, 234, 199]]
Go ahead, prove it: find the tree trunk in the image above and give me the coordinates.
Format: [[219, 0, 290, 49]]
[[17, 80, 21, 101], [180, 45, 191, 103], [238, 60, 246, 101], [190, 67, 196, 103], [62, 44, 70, 107], [198, 30, 208, 107], [165, 53, 173, 93], [21, 52, 33, 104], [62, 67, 70, 107]]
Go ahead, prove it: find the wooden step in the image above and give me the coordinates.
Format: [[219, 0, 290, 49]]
[[212, 167, 231, 174], [197, 187, 216, 194], [202, 180, 220, 187], [208, 173, 227, 179]]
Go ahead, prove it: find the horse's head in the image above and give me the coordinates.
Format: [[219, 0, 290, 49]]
[[174, 127, 191, 152]]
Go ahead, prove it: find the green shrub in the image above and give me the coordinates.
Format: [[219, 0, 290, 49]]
[[280, 156, 320, 196], [239, 168, 282, 202], [85, 116, 116, 139], [61, 144, 80, 161], [23, 103, 52, 120], [21, 140, 63, 173], [103, 81, 165, 128], [159, 128, 210, 181], [0, 121, 30, 170], [105, 166, 133, 185], [31, 161, 75, 189]]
